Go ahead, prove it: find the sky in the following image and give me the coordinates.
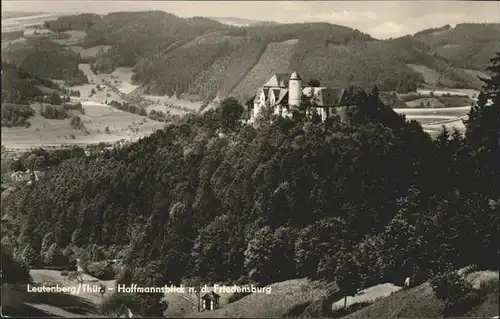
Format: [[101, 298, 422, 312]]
[[2, 1, 500, 38]]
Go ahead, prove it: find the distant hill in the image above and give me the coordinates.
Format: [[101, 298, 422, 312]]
[[1, 12, 45, 20], [209, 16, 280, 27], [43, 13, 102, 32], [413, 23, 500, 70], [8, 12, 499, 102]]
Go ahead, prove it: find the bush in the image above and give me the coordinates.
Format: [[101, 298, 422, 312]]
[[283, 301, 312, 317], [1, 245, 31, 284], [100, 292, 141, 317], [21, 244, 42, 268], [430, 267, 473, 302], [443, 290, 482, 317], [44, 243, 70, 267], [1, 104, 35, 127], [86, 261, 115, 280], [62, 102, 85, 114], [109, 100, 147, 116], [228, 291, 252, 303], [40, 104, 69, 119], [430, 266, 481, 316], [70, 115, 84, 129], [331, 301, 373, 317]]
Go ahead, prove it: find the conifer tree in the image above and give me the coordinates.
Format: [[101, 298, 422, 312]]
[[464, 52, 500, 197]]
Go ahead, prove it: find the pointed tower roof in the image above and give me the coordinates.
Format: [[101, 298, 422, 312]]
[[290, 71, 302, 80], [264, 73, 290, 87]]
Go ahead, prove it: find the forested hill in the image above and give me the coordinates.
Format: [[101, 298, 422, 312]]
[[2, 53, 499, 316], [33, 12, 499, 102], [1, 38, 88, 85], [1, 62, 65, 104], [413, 23, 500, 70]]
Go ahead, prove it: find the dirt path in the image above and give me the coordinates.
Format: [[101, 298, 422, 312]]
[[331, 283, 402, 310]]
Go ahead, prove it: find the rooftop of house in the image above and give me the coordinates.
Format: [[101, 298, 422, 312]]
[[201, 291, 221, 300], [252, 72, 347, 107], [263, 73, 291, 88], [302, 87, 346, 107]]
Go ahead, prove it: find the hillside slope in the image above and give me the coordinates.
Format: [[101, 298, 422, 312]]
[[1, 38, 88, 84], [1, 62, 64, 104], [188, 279, 333, 318], [343, 270, 499, 319], [414, 23, 500, 70], [230, 40, 299, 102], [183, 37, 267, 101]]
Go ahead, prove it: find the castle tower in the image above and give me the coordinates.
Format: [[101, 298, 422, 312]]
[[288, 71, 302, 107]]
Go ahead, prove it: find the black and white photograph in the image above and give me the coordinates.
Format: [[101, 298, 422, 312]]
[[1, 0, 499, 318]]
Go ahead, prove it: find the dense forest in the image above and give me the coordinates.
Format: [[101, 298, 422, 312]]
[[2, 53, 499, 316], [44, 13, 102, 32], [0, 63, 73, 127], [2, 39, 88, 85], [413, 23, 500, 70], [36, 12, 499, 102], [1, 62, 63, 104], [1, 103, 35, 128]]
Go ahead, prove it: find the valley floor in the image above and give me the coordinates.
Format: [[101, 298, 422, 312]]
[[1, 101, 165, 149]]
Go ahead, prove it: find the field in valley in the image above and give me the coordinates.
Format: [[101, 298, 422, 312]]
[[394, 87, 476, 137], [416, 87, 480, 98], [143, 95, 203, 114], [1, 102, 165, 149], [78, 63, 199, 115], [394, 105, 470, 136]]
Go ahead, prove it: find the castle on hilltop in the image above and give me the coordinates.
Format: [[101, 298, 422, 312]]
[[248, 71, 348, 123]]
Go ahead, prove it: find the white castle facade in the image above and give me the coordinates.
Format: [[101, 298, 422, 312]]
[[248, 71, 348, 123]]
